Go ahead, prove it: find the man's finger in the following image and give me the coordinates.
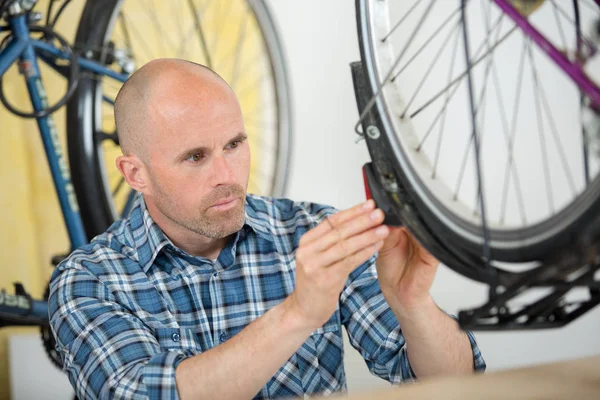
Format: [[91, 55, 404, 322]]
[[311, 208, 386, 253], [328, 239, 385, 276], [318, 224, 389, 267], [300, 200, 375, 246]]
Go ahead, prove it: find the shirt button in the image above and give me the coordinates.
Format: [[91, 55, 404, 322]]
[[172, 333, 180, 342], [219, 332, 228, 342], [213, 272, 219, 277]]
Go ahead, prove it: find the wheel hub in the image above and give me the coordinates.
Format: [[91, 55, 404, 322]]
[[509, 0, 545, 16]]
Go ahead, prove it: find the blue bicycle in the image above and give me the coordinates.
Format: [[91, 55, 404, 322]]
[[0, 0, 293, 369]]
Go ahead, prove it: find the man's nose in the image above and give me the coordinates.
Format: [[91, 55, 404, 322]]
[[211, 153, 237, 186]]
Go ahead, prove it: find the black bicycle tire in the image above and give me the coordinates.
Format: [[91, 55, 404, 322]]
[[356, 0, 600, 263], [67, 0, 293, 240]]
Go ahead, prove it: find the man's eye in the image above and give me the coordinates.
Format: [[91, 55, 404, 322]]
[[228, 141, 240, 149], [187, 153, 203, 162]]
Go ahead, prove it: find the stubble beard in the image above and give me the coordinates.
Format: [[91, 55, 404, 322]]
[[154, 183, 247, 239]]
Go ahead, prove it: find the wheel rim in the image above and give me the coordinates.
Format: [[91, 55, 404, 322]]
[[92, 0, 292, 221], [359, 0, 600, 255]]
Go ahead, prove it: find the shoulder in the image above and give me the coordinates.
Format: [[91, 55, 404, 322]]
[[50, 217, 138, 282]]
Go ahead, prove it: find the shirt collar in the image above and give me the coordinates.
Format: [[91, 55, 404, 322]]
[[130, 193, 274, 273], [242, 195, 276, 244]]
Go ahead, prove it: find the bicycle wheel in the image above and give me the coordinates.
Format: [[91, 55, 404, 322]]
[[67, 0, 292, 239], [357, 0, 600, 263]]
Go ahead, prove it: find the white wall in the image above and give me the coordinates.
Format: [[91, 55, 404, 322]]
[[10, 0, 600, 398]]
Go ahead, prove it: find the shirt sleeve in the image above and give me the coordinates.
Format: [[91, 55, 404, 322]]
[[48, 262, 188, 400], [339, 258, 486, 384]]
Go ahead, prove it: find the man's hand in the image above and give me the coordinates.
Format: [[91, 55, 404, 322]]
[[376, 226, 439, 316], [288, 199, 390, 330], [375, 227, 478, 378]]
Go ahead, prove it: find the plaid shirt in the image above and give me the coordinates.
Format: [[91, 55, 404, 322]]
[[49, 194, 485, 399]]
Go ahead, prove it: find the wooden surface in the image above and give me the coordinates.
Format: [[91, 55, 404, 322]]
[[320, 355, 600, 399]]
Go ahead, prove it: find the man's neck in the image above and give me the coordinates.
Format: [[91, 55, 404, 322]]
[[144, 199, 229, 260]]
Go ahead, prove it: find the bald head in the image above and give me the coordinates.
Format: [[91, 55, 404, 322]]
[[114, 58, 235, 161]]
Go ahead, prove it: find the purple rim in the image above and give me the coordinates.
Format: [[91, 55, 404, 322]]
[[493, 0, 600, 108]]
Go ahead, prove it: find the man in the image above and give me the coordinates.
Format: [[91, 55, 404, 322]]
[[49, 59, 485, 400]]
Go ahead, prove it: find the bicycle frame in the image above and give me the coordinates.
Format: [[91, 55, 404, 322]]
[[0, 13, 128, 327], [493, 0, 600, 107]]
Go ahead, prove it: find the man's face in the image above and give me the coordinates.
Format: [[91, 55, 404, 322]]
[[143, 82, 250, 240]]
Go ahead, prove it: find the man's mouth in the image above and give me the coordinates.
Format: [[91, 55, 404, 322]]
[[210, 196, 239, 211]]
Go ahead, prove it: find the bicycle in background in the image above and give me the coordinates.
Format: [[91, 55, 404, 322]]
[[0, 0, 292, 369]]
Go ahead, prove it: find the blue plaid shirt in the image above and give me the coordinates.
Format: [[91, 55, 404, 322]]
[[49, 194, 485, 399]]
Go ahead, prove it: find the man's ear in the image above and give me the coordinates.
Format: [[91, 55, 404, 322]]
[[116, 154, 150, 193]]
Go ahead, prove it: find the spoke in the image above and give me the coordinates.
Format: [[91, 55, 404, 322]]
[[453, 52, 494, 199], [546, 0, 598, 52], [179, 0, 220, 61], [580, 0, 600, 16], [385, 0, 436, 74], [454, 2, 500, 198], [138, 0, 165, 54], [249, 165, 275, 181], [248, 139, 277, 154], [248, 167, 277, 193], [248, 175, 262, 193], [148, 0, 177, 53], [177, 23, 196, 60], [235, 70, 266, 99], [230, 11, 249, 91], [382, 0, 425, 42], [242, 94, 275, 113], [175, 0, 186, 51], [574, 0, 591, 184], [187, 0, 213, 69], [528, 45, 577, 196], [121, 12, 157, 61], [528, 44, 555, 213], [118, 12, 135, 57], [424, 0, 499, 157], [243, 110, 269, 123], [101, 77, 125, 94], [391, 3, 463, 81], [499, 41, 528, 226], [244, 110, 275, 127], [479, 0, 527, 226], [410, 21, 515, 119], [245, 122, 271, 136], [210, 0, 232, 61], [219, 43, 264, 82], [400, 21, 461, 118], [242, 101, 275, 120], [461, 0, 491, 265], [244, 114, 272, 128], [428, 29, 460, 179], [428, 25, 462, 180], [355, 0, 436, 130], [581, 97, 591, 184], [471, 90, 489, 216], [469, 0, 494, 215], [549, 0, 568, 52]]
